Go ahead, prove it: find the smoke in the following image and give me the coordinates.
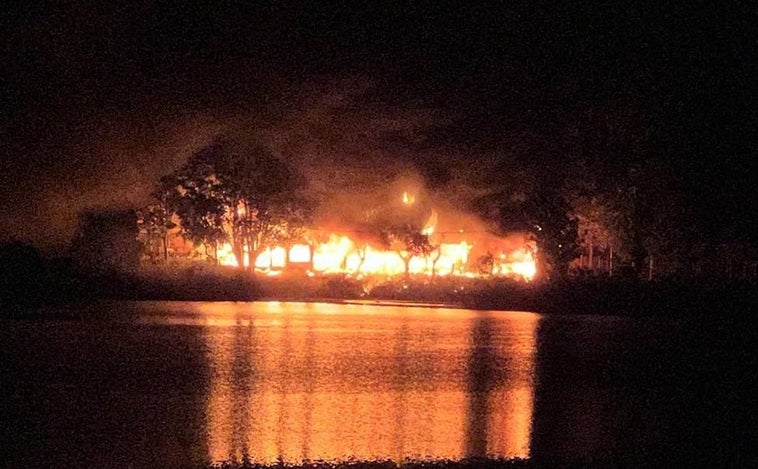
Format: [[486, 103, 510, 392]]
[[2, 75, 510, 251], [1, 112, 223, 249], [255, 77, 467, 227]]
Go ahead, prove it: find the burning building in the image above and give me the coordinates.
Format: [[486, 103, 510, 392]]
[[200, 191, 537, 281]]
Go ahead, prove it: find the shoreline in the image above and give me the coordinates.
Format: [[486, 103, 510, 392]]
[[4, 267, 758, 320], [3, 257, 758, 319]]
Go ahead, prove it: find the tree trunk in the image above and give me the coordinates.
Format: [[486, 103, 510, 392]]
[[204, 242, 218, 265], [588, 242, 594, 274], [648, 256, 654, 281], [162, 233, 169, 262], [431, 247, 441, 279], [355, 244, 367, 274], [232, 242, 245, 270], [250, 244, 267, 274], [609, 244, 613, 275]]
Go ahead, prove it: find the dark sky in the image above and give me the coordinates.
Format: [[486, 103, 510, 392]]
[[3, 1, 757, 248]]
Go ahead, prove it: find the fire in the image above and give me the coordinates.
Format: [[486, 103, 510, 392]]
[[206, 192, 537, 281], [422, 209, 438, 236], [498, 249, 537, 280], [254, 246, 287, 270], [215, 234, 536, 281], [288, 244, 311, 263], [312, 235, 353, 272], [402, 191, 415, 206]]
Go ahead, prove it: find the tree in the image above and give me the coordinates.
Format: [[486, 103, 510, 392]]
[[569, 193, 631, 274], [156, 138, 311, 270], [380, 224, 436, 280], [136, 203, 176, 263], [496, 188, 579, 280], [633, 161, 693, 279], [362, 188, 437, 280], [566, 155, 693, 279], [69, 209, 142, 273], [157, 166, 228, 263]]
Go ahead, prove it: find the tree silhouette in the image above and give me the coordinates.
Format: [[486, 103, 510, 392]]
[[69, 209, 142, 273], [495, 188, 579, 280], [136, 203, 176, 263], [380, 224, 436, 280], [156, 138, 311, 270]]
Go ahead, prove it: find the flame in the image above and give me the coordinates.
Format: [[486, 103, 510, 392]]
[[495, 249, 537, 281], [402, 191, 415, 206], [214, 243, 250, 268], [255, 247, 287, 270], [214, 235, 536, 281], [312, 234, 354, 273], [208, 198, 536, 281], [288, 244, 311, 263], [422, 209, 438, 236]]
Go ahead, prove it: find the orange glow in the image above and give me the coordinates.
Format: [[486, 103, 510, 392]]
[[312, 234, 354, 272], [498, 249, 537, 281], [215, 243, 250, 268], [255, 246, 287, 270], [288, 244, 311, 263], [209, 195, 536, 281], [422, 209, 438, 236], [402, 191, 415, 206], [215, 234, 536, 281], [434, 242, 469, 276], [201, 302, 540, 465], [484, 312, 540, 458]]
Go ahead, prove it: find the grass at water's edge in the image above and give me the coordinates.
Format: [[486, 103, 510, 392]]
[[3, 261, 758, 319]]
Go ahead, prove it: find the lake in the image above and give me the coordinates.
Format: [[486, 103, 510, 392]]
[[1, 301, 754, 467]]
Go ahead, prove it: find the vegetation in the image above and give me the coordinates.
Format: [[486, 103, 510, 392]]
[[69, 209, 143, 273], [3, 119, 757, 315], [118, 119, 758, 283], [6, 234, 756, 319], [5, 101, 758, 315], [155, 138, 312, 270], [136, 202, 176, 263]]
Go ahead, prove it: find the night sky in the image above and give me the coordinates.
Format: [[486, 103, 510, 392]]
[[3, 1, 757, 249]]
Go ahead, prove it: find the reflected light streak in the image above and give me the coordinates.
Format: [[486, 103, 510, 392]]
[[202, 303, 540, 465], [486, 313, 539, 458], [205, 325, 235, 463]]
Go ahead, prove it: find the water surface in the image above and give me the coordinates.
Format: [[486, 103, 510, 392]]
[[1, 301, 753, 467]]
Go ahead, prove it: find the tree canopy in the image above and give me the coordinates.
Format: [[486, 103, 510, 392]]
[[156, 138, 311, 269]]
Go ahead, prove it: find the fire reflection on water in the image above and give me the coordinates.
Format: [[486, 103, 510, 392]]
[[202, 303, 539, 465]]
